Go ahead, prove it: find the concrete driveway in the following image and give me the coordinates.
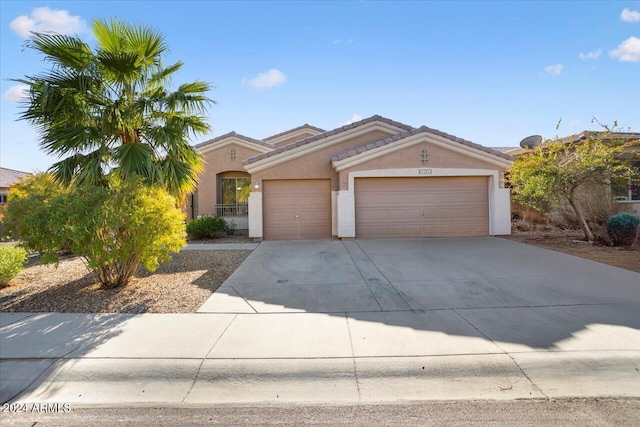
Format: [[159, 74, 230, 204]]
[[2, 237, 639, 405]]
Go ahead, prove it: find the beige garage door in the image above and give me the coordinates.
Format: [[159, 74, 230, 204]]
[[355, 176, 489, 238], [263, 179, 331, 240]]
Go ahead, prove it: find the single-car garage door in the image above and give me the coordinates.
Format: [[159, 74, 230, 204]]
[[355, 176, 489, 238], [263, 179, 331, 240]]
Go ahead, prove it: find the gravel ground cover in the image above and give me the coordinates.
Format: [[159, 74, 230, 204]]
[[501, 229, 640, 273], [0, 250, 250, 313]]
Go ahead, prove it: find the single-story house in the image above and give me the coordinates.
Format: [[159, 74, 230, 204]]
[[190, 115, 514, 240], [0, 168, 30, 205]]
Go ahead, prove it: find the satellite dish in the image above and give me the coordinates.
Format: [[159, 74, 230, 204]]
[[519, 135, 542, 149]]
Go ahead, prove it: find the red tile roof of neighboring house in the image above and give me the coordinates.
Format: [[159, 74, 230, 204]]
[[262, 124, 325, 142], [0, 167, 30, 188], [194, 131, 275, 150], [330, 126, 515, 163], [243, 115, 414, 165]]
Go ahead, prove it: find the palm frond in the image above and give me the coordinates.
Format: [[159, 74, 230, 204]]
[[97, 50, 143, 84], [27, 32, 93, 70], [149, 61, 183, 87], [122, 24, 167, 68], [113, 142, 159, 182], [92, 18, 127, 53]]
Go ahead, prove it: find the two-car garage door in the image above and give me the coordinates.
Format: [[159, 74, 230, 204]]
[[355, 176, 489, 238]]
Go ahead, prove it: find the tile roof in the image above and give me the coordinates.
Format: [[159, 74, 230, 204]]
[[330, 126, 515, 163], [243, 115, 414, 165], [555, 131, 640, 146], [0, 167, 30, 188], [194, 131, 275, 150], [491, 147, 525, 155], [262, 124, 325, 142]]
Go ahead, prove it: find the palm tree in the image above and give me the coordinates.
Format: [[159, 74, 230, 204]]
[[15, 18, 212, 198]]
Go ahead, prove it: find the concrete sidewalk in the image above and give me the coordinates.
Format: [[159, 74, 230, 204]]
[[2, 308, 639, 405], [1, 238, 639, 405]]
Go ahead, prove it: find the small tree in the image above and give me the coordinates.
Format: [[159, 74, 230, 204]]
[[5, 174, 186, 288], [509, 127, 639, 241]]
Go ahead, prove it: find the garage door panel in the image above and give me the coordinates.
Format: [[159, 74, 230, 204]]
[[263, 179, 331, 240], [355, 177, 489, 238]]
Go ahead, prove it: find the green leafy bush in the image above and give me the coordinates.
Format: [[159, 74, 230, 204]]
[[606, 213, 639, 248], [186, 215, 229, 239], [5, 175, 187, 288], [0, 246, 27, 287], [3, 173, 68, 257]]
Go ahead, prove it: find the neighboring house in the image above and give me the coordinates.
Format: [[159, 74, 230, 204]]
[[191, 115, 514, 240], [494, 131, 640, 215], [558, 131, 640, 214], [0, 168, 30, 205]]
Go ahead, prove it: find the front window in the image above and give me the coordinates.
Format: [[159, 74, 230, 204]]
[[613, 161, 640, 201], [217, 177, 250, 216], [221, 178, 250, 204]]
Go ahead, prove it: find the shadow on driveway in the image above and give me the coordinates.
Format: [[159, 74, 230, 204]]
[[204, 238, 640, 351]]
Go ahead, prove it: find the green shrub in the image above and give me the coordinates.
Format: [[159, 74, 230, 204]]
[[606, 213, 639, 248], [5, 176, 187, 288], [3, 173, 68, 257], [186, 215, 229, 239], [0, 246, 27, 286]]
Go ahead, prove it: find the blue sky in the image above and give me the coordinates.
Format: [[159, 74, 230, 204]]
[[1, 1, 639, 173]]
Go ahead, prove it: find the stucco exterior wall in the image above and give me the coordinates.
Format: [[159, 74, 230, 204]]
[[338, 141, 506, 190], [250, 129, 392, 192], [197, 143, 263, 216]]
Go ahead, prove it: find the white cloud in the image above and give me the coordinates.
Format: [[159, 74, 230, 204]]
[[609, 36, 640, 62], [332, 38, 354, 44], [341, 114, 363, 126], [621, 8, 640, 23], [3, 84, 29, 102], [10, 7, 88, 38], [242, 69, 287, 89], [544, 64, 563, 76], [578, 49, 602, 60]]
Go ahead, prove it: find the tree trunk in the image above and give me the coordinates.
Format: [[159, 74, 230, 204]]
[[567, 190, 594, 242], [96, 258, 139, 289]]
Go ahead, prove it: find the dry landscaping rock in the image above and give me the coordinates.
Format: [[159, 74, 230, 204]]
[[0, 250, 250, 313]]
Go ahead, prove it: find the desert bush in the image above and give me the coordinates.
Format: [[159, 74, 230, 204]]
[[0, 246, 27, 286], [606, 213, 639, 248], [186, 215, 229, 239], [3, 173, 68, 256], [554, 185, 619, 227], [5, 177, 187, 288]]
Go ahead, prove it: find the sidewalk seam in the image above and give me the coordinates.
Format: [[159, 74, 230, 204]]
[[452, 309, 549, 399], [181, 314, 239, 403], [344, 313, 362, 401]]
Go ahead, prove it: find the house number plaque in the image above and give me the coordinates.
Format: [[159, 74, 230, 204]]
[[419, 169, 432, 175]]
